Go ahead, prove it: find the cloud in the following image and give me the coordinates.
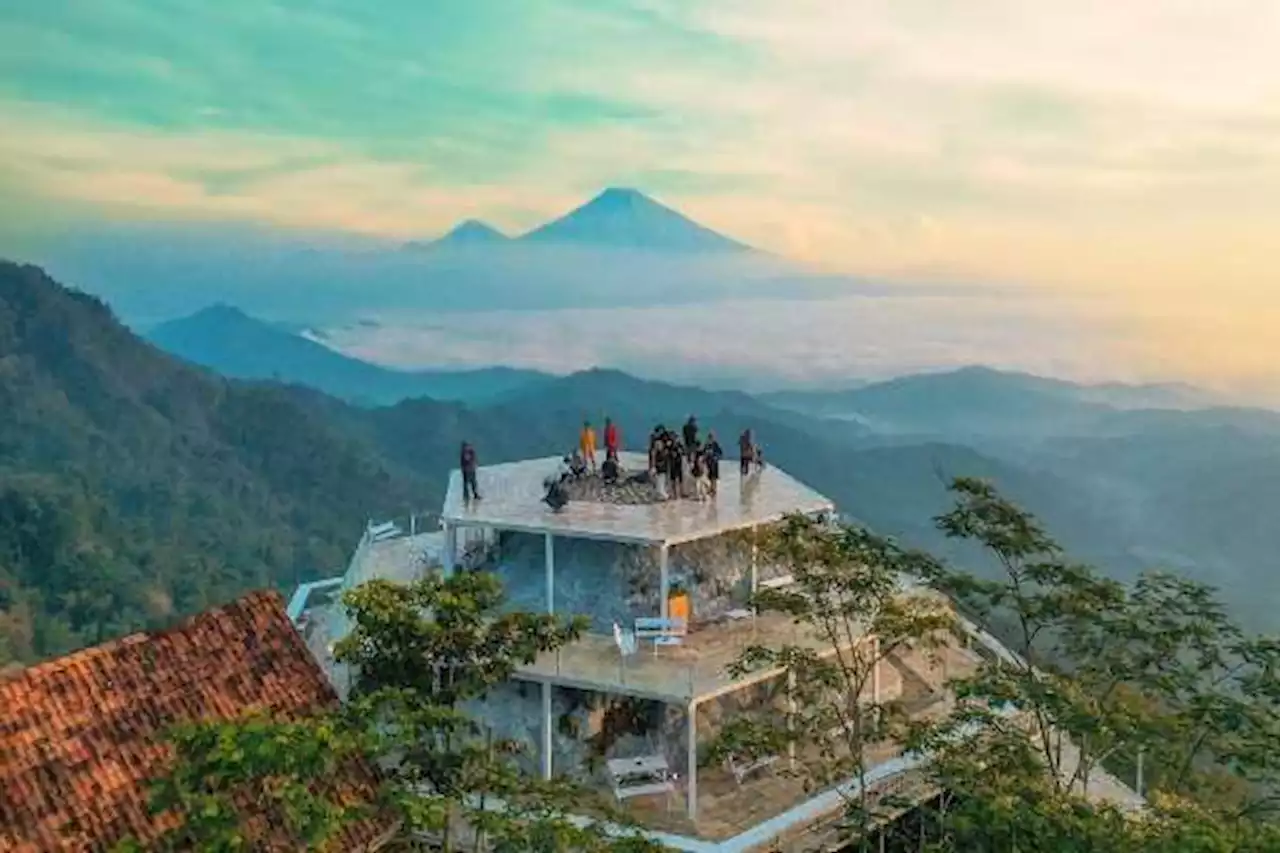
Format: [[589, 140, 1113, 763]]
[[317, 292, 1185, 391], [2, 0, 1279, 385]]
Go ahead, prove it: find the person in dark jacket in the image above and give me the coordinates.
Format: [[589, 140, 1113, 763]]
[[704, 432, 723, 496], [460, 442, 481, 501], [682, 416, 699, 459], [666, 433, 685, 498], [738, 430, 754, 477], [648, 424, 664, 473]]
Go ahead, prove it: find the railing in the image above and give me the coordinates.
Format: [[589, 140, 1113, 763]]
[[517, 621, 816, 701]]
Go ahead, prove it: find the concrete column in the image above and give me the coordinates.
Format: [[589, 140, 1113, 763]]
[[545, 533, 555, 615], [442, 524, 456, 576], [686, 700, 699, 820], [787, 670, 797, 768], [749, 524, 759, 599], [541, 680, 553, 780], [659, 544, 670, 619]]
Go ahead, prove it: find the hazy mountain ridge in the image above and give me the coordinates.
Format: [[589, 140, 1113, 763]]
[[146, 304, 553, 405], [31, 190, 835, 325], [5, 262, 1280, 667], [761, 365, 1240, 436]]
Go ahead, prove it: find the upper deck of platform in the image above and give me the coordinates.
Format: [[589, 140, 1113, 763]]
[[441, 452, 834, 545]]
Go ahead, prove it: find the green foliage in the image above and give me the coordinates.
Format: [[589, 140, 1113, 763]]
[[335, 571, 589, 706], [710, 514, 957, 845], [330, 570, 666, 852], [112, 714, 375, 853], [0, 262, 438, 665]]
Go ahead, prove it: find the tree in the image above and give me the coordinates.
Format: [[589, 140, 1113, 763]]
[[111, 714, 376, 853], [331, 570, 668, 852], [902, 478, 1280, 851], [125, 570, 668, 852], [916, 478, 1280, 814], [707, 514, 956, 850]]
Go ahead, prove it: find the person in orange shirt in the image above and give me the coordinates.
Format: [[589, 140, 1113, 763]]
[[579, 420, 597, 472]]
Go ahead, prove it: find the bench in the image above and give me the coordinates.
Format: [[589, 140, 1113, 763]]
[[725, 752, 779, 785], [607, 755, 675, 804], [634, 617, 686, 655], [367, 521, 401, 543]]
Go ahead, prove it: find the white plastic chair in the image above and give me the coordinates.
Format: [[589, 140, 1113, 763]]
[[613, 622, 638, 658]]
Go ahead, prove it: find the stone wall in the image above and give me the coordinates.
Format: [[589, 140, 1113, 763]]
[[477, 526, 791, 633], [466, 684, 691, 784]]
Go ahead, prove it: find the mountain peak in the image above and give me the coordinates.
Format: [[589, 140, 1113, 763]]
[[401, 219, 508, 252], [518, 188, 752, 253], [439, 219, 508, 244]]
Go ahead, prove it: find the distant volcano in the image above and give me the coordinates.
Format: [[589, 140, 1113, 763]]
[[407, 188, 753, 254], [518, 187, 752, 253], [405, 219, 509, 251]]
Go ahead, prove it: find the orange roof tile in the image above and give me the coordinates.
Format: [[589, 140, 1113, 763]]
[[0, 590, 396, 852]]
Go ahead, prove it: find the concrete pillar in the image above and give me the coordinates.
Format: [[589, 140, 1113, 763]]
[[787, 670, 797, 768], [442, 524, 456, 576], [545, 533, 555, 615], [749, 524, 759, 601], [659, 544, 670, 619], [541, 680, 553, 780], [686, 700, 698, 820]]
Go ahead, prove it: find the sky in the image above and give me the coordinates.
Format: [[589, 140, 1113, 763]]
[[2, 1, 1279, 392]]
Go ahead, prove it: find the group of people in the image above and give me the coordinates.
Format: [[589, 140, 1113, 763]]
[[646, 417, 723, 501], [509, 414, 766, 512]]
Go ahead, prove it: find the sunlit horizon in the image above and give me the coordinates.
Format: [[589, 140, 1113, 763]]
[[2, 1, 1278, 395]]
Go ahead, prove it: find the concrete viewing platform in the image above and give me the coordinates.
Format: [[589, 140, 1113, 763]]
[[441, 452, 834, 545]]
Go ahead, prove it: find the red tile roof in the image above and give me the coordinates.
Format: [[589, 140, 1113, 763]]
[[0, 590, 396, 853]]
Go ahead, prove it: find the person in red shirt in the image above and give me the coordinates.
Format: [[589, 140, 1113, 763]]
[[604, 417, 620, 461]]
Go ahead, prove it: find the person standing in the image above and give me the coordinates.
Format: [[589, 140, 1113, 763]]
[[738, 429, 754, 477], [648, 424, 663, 473], [579, 420, 597, 472], [667, 432, 685, 498], [653, 432, 669, 499], [690, 442, 708, 501], [460, 441, 481, 502], [604, 417, 620, 461], [682, 416, 699, 460], [705, 432, 723, 496]]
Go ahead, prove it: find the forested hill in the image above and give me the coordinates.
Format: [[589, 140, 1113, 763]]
[[0, 262, 435, 663], [6, 261, 1243, 664]]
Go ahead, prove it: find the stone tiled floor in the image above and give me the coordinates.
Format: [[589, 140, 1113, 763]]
[[441, 453, 834, 545]]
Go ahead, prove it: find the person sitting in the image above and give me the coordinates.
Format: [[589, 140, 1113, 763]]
[[569, 450, 588, 480], [543, 477, 569, 512], [543, 456, 573, 511], [602, 454, 620, 485]]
